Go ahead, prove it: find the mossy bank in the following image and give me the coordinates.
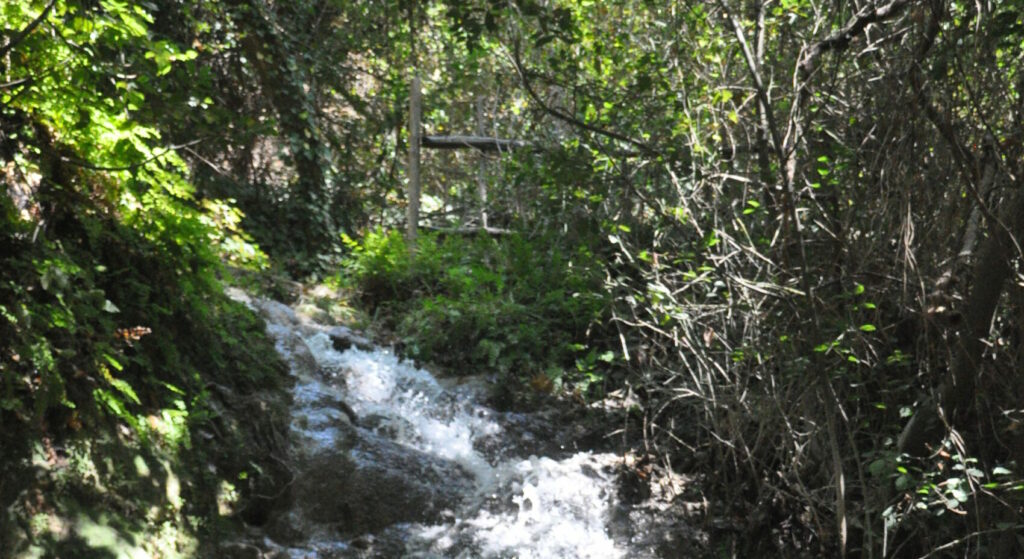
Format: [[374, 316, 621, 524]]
[[0, 182, 293, 558]]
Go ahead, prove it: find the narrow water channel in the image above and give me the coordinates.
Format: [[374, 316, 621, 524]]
[[240, 296, 686, 558]]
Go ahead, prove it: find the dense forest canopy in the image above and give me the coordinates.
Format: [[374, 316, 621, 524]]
[[2, 0, 1024, 556]]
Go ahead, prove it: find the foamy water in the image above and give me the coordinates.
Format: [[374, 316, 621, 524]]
[[257, 301, 628, 558]]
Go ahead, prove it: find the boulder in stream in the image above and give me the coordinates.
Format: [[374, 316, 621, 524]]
[[268, 431, 474, 543], [326, 325, 374, 352]]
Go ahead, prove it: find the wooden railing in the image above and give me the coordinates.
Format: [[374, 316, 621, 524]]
[[406, 75, 526, 243]]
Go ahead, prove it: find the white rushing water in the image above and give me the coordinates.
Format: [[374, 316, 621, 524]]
[[271, 319, 628, 558]]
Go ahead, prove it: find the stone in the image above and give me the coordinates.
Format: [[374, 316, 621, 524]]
[[218, 542, 264, 559], [275, 333, 319, 378], [269, 431, 474, 542], [252, 299, 299, 326], [326, 326, 373, 352]]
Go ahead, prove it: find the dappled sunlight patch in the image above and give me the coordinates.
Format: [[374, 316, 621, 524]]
[[217, 480, 240, 517], [160, 460, 183, 512], [75, 513, 149, 559], [200, 199, 268, 270]]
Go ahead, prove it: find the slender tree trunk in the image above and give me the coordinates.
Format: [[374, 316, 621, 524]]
[[900, 188, 1024, 454], [942, 190, 1024, 419]]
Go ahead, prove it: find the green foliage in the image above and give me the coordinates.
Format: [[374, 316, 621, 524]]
[[1, 1, 288, 554], [340, 229, 613, 393], [1, 185, 288, 555], [3, 0, 1024, 555]]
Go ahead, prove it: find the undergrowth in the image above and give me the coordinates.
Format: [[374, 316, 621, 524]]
[[337, 229, 616, 398], [0, 189, 290, 558]]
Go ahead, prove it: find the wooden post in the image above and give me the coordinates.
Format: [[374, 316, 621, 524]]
[[475, 96, 488, 229], [406, 74, 421, 244]]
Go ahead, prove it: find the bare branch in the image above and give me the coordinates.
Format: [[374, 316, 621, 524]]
[[509, 38, 658, 157], [53, 139, 203, 172], [798, 0, 916, 77]]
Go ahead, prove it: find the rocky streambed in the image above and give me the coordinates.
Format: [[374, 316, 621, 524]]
[[227, 293, 703, 558]]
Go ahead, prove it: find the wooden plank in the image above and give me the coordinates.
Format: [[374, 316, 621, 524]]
[[421, 134, 530, 152], [421, 225, 512, 236], [475, 97, 488, 228]]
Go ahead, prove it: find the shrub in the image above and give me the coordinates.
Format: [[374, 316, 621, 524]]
[[339, 229, 614, 395]]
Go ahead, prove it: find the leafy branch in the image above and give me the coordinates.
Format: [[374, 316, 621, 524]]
[[0, 0, 57, 59]]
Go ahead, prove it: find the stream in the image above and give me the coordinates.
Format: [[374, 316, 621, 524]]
[[234, 294, 696, 558]]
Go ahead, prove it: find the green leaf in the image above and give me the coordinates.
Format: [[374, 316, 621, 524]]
[[868, 458, 888, 476], [103, 353, 123, 371], [859, 324, 876, 332], [109, 377, 141, 405], [161, 381, 186, 395]]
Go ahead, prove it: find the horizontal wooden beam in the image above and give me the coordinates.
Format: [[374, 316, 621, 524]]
[[422, 134, 530, 152], [421, 225, 512, 236]]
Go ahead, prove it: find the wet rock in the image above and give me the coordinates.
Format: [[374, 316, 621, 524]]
[[225, 287, 253, 306], [326, 326, 373, 352], [292, 406, 357, 446], [272, 432, 473, 542], [350, 534, 374, 549], [277, 334, 320, 378], [219, 542, 264, 559], [263, 511, 307, 544], [252, 299, 300, 326], [295, 302, 332, 324], [358, 413, 415, 439], [475, 410, 565, 461], [300, 389, 356, 421], [333, 399, 359, 425]]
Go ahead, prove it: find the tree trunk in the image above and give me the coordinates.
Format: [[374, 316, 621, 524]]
[[900, 188, 1024, 454]]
